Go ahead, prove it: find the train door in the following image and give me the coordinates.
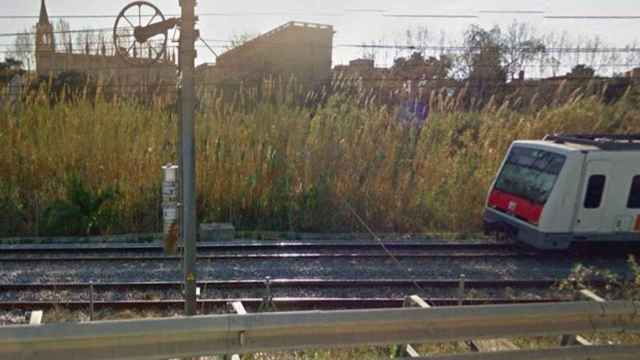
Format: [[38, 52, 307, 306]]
[[574, 160, 612, 233], [617, 174, 640, 233]]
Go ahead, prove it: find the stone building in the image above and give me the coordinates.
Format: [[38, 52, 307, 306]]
[[35, 0, 176, 90], [625, 68, 640, 79], [334, 58, 377, 75], [195, 21, 334, 87]]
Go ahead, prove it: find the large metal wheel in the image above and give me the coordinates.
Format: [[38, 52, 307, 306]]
[[113, 1, 168, 64]]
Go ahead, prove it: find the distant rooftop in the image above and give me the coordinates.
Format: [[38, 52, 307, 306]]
[[217, 21, 334, 62]]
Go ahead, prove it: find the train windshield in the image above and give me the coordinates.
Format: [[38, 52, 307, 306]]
[[494, 147, 566, 205]]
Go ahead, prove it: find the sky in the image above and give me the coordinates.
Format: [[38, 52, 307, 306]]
[[1, 0, 640, 70]]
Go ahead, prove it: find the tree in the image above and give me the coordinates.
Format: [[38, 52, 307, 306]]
[[227, 32, 257, 50], [568, 64, 595, 79], [56, 19, 73, 53], [391, 52, 452, 80], [75, 29, 99, 55], [11, 30, 34, 71], [459, 22, 545, 82], [462, 25, 506, 83], [0, 58, 25, 84], [502, 22, 545, 80]]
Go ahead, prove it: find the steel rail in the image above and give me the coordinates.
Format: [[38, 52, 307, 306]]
[[0, 301, 637, 360], [0, 250, 533, 262], [0, 278, 569, 291], [0, 241, 516, 253], [0, 241, 534, 262]]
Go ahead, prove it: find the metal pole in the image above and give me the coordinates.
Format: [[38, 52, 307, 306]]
[[179, 0, 198, 316]]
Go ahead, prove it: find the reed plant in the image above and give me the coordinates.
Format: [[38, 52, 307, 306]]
[[1, 81, 639, 237]]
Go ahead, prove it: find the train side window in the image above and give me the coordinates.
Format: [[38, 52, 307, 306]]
[[628, 176, 640, 209], [584, 175, 606, 209]]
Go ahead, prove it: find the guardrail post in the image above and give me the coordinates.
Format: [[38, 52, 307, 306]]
[[259, 276, 276, 312], [200, 283, 208, 314], [29, 310, 43, 325], [225, 301, 248, 360], [458, 274, 466, 306], [392, 295, 430, 358], [560, 288, 604, 346], [89, 282, 94, 321]]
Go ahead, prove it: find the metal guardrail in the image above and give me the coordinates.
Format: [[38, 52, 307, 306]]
[[0, 301, 639, 360]]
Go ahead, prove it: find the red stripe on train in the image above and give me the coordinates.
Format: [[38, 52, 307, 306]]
[[488, 189, 544, 225]]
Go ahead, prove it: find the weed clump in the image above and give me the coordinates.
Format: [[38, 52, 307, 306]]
[[42, 174, 119, 236]]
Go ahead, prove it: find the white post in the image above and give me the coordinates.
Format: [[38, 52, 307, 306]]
[[162, 164, 179, 255]]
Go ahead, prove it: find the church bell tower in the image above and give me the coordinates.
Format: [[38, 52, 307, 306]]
[[35, 0, 55, 76]]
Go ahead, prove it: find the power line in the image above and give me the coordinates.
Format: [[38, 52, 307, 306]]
[[382, 14, 478, 19], [5, 54, 640, 70], [0, 11, 349, 20], [0, 28, 118, 38], [544, 15, 640, 20], [384, 13, 640, 19], [1, 10, 640, 20], [2, 37, 639, 54], [343, 9, 387, 13], [478, 10, 546, 15], [0, 14, 124, 19], [336, 44, 640, 53]]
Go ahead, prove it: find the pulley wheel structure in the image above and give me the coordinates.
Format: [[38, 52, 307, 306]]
[[113, 1, 173, 64]]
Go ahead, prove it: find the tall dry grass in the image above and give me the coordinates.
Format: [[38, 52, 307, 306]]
[[1, 82, 639, 236]]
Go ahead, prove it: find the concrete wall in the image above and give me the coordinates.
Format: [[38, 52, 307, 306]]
[[36, 51, 176, 87]]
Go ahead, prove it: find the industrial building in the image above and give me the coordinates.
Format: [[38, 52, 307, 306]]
[[196, 21, 334, 87]]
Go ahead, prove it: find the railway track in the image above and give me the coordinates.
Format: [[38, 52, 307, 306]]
[[0, 278, 573, 311], [0, 241, 533, 262], [3, 240, 635, 262], [0, 278, 573, 313], [0, 240, 630, 313]]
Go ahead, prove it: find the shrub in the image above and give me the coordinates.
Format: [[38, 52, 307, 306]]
[[556, 256, 640, 301], [42, 174, 119, 236]]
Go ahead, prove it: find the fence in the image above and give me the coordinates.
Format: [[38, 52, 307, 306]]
[[0, 301, 639, 360]]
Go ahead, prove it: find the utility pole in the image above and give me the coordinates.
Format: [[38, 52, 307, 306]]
[[179, 0, 198, 316]]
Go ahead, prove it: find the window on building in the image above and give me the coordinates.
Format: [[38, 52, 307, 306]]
[[627, 176, 640, 209], [584, 175, 606, 209]]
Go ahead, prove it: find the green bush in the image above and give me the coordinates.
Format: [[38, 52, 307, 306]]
[[42, 174, 119, 236]]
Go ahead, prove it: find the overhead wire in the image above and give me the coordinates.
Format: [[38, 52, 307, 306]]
[[343, 201, 426, 294], [1, 10, 640, 20], [7, 75, 637, 92], [1, 39, 639, 54]]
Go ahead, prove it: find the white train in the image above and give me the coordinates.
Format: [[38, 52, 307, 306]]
[[484, 134, 640, 250]]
